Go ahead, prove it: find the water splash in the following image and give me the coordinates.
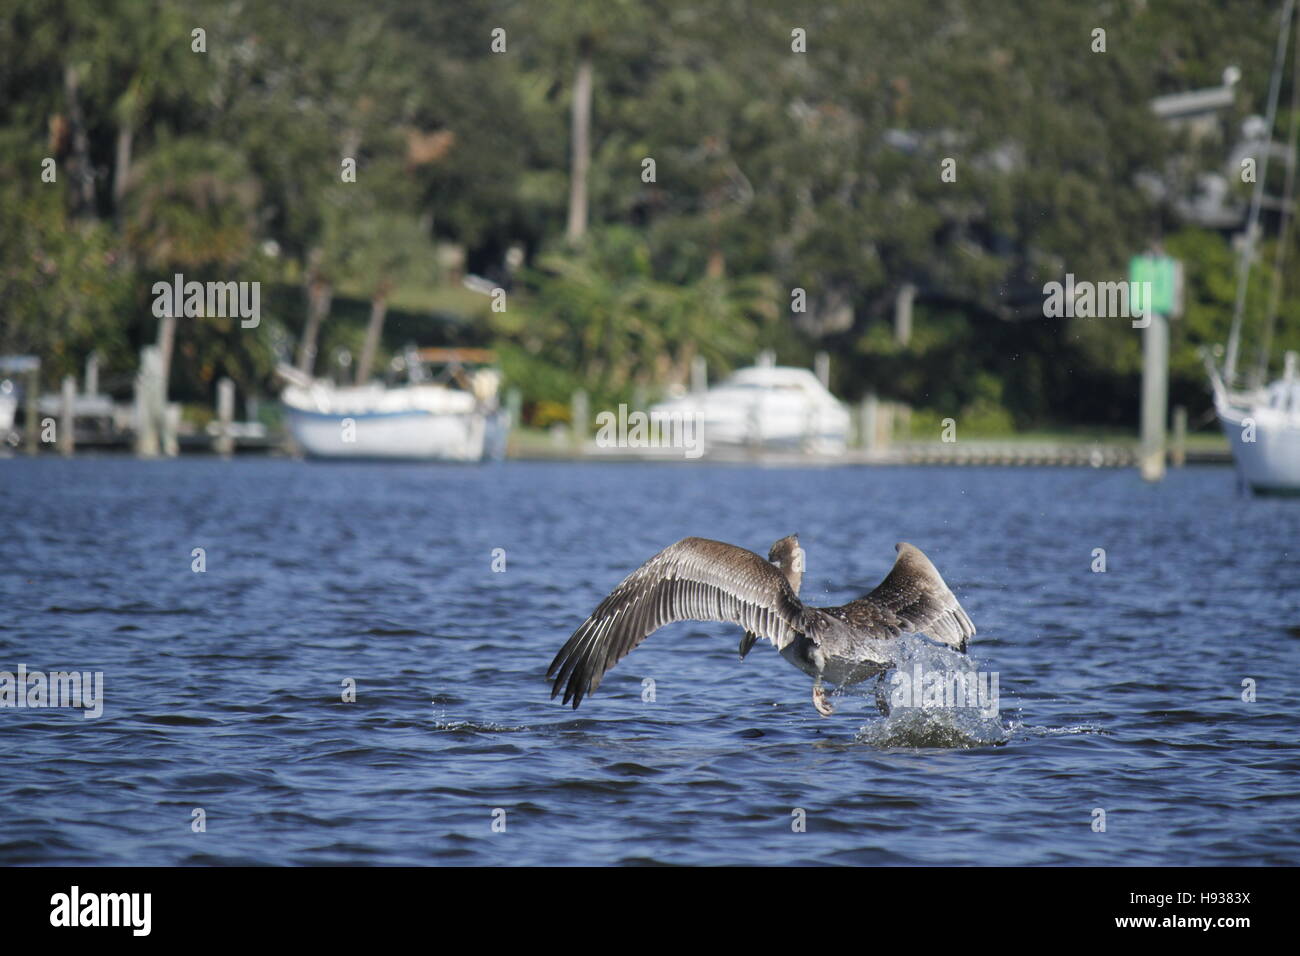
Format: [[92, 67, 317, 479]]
[[848, 634, 1013, 748], [1017, 723, 1107, 738], [429, 711, 531, 733], [855, 705, 1012, 748]]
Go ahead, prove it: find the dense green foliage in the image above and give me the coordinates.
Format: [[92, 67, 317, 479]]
[[2, 0, 1298, 431]]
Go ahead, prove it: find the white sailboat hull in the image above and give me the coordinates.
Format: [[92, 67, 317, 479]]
[[281, 379, 507, 462], [285, 407, 506, 461], [0, 394, 15, 434], [1217, 401, 1300, 494]]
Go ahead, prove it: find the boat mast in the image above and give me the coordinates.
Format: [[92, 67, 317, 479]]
[[1253, 10, 1300, 387], [1225, 0, 1297, 386]]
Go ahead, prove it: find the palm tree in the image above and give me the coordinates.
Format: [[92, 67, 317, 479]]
[[120, 138, 260, 393]]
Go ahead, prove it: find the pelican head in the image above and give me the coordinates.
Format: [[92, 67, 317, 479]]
[[768, 534, 803, 594]]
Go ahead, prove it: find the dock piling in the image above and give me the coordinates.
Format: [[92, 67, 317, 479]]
[[59, 375, 76, 456], [135, 346, 161, 457], [690, 356, 707, 395], [571, 389, 589, 450], [1171, 405, 1187, 468], [814, 352, 830, 389], [860, 394, 879, 453], [215, 377, 235, 457], [24, 364, 38, 455], [894, 283, 915, 345], [1140, 313, 1169, 482]]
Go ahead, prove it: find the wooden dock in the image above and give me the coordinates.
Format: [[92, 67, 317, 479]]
[[514, 437, 1233, 467], [8, 414, 1233, 467], [888, 441, 1230, 467]]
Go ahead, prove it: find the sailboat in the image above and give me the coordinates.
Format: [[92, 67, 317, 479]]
[[279, 347, 508, 462], [1208, 0, 1300, 493], [1211, 353, 1300, 493]]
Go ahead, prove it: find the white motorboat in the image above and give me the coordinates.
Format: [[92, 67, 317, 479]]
[[649, 364, 850, 456]]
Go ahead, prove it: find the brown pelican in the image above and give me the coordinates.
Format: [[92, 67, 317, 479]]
[[547, 535, 975, 716]]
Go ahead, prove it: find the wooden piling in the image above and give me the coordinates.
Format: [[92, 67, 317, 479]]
[[59, 375, 76, 456], [894, 283, 915, 345], [571, 389, 589, 450], [162, 402, 179, 457], [860, 394, 879, 453], [24, 365, 38, 455], [1140, 313, 1168, 482], [1171, 405, 1187, 468], [690, 356, 707, 395], [215, 377, 235, 457], [84, 352, 99, 396], [814, 352, 830, 389], [135, 346, 160, 458]]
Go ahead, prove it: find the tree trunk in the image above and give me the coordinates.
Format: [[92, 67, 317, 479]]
[[62, 64, 96, 216], [112, 124, 134, 216], [566, 37, 594, 243], [355, 278, 392, 385], [296, 250, 332, 376], [706, 201, 725, 279]]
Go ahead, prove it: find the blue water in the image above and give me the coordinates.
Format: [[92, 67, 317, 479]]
[[1, 458, 1297, 865]]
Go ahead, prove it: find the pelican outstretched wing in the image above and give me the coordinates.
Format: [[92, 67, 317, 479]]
[[548, 537, 806, 708], [838, 542, 976, 651]]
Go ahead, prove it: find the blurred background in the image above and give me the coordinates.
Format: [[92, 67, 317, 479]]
[[1, 0, 1298, 454]]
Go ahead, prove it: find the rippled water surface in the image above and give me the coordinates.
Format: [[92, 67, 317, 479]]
[[1, 458, 1297, 865]]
